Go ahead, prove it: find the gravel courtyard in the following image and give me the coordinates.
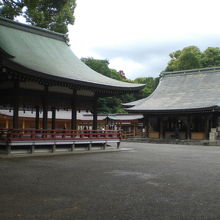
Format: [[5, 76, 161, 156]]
[[0, 142, 220, 220]]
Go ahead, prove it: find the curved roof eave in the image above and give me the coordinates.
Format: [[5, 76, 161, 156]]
[[2, 58, 145, 92], [127, 105, 220, 114], [126, 67, 220, 112], [0, 17, 144, 92]]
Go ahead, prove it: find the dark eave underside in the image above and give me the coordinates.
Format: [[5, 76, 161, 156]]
[[0, 17, 144, 94]]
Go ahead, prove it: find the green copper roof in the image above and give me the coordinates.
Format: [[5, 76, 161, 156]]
[[0, 17, 144, 91]]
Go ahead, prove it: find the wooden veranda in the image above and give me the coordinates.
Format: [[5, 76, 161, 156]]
[[0, 129, 121, 154]]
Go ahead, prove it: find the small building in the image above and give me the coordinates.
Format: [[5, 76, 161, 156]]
[[125, 67, 220, 140]]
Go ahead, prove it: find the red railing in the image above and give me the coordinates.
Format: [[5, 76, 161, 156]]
[[0, 129, 122, 142]]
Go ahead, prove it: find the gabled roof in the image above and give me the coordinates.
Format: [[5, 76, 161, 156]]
[[127, 67, 220, 113], [0, 17, 144, 92]]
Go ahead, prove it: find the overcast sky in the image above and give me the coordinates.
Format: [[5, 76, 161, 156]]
[[69, 0, 220, 79]]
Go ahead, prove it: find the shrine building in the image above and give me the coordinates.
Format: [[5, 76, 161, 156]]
[[125, 67, 220, 140], [0, 17, 144, 153]]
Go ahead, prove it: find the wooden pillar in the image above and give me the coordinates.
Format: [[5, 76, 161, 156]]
[[42, 86, 48, 129], [42, 106, 48, 129], [13, 81, 19, 129], [5, 119, 9, 129], [13, 103, 19, 129], [159, 117, 164, 139], [92, 97, 98, 130], [212, 112, 218, 128], [133, 121, 136, 136], [186, 115, 192, 140], [51, 108, 56, 129], [204, 114, 209, 140], [22, 119, 25, 129], [35, 106, 40, 129], [143, 115, 149, 138], [71, 90, 77, 130]]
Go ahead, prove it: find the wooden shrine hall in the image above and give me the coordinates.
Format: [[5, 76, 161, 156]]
[[0, 17, 144, 153], [125, 67, 220, 141]]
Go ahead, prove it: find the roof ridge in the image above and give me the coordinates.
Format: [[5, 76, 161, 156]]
[[161, 66, 220, 77], [0, 16, 67, 42]]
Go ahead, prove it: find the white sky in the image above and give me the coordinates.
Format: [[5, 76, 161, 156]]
[[68, 0, 220, 79]]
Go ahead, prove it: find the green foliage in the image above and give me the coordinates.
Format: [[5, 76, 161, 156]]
[[201, 47, 220, 67], [165, 46, 202, 72], [98, 97, 126, 114], [0, 0, 76, 34], [164, 46, 220, 72], [81, 57, 124, 81], [81, 57, 158, 114], [133, 77, 159, 100]]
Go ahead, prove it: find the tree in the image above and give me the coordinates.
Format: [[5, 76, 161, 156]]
[[164, 46, 220, 72], [165, 46, 202, 72], [201, 47, 220, 67], [133, 77, 159, 100], [81, 57, 160, 113], [0, 0, 76, 34], [81, 57, 128, 113], [81, 57, 124, 81]]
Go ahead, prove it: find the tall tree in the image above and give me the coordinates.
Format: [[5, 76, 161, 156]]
[[133, 77, 159, 99], [201, 47, 220, 67], [165, 46, 202, 72], [81, 57, 127, 113], [81, 57, 159, 113], [164, 46, 220, 72], [81, 57, 124, 81], [0, 0, 76, 34]]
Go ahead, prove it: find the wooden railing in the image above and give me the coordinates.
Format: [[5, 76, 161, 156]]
[[122, 130, 143, 139], [0, 129, 122, 142]]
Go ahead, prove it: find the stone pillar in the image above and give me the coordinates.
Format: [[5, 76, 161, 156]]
[[88, 142, 92, 150], [117, 142, 120, 149], [71, 143, 75, 151]]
